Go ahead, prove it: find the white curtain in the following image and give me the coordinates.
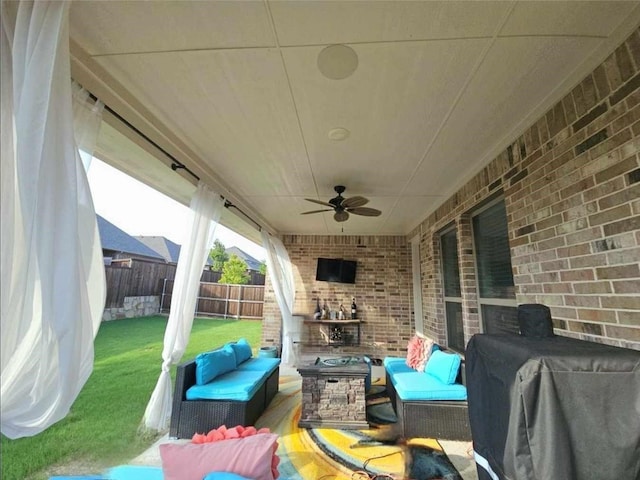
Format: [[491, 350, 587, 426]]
[[143, 182, 223, 431], [72, 80, 104, 170], [261, 232, 296, 366], [1, 1, 106, 439]]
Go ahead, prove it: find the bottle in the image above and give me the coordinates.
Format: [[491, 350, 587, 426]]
[[351, 298, 357, 319], [314, 298, 321, 320], [322, 300, 329, 320]]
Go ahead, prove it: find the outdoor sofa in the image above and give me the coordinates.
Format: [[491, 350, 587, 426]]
[[169, 339, 280, 439], [384, 349, 471, 441]]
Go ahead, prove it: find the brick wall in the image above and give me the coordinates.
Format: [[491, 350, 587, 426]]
[[261, 235, 413, 357], [410, 28, 640, 351]]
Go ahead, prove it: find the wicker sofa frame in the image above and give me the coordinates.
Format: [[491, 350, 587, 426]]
[[385, 368, 471, 441], [169, 358, 280, 439]]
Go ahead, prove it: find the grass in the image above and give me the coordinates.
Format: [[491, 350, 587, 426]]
[[1, 315, 263, 480]]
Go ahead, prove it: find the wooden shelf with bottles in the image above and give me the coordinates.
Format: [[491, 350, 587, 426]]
[[303, 319, 363, 346]]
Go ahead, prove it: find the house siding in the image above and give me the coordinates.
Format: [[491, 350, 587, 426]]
[[410, 27, 640, 351]]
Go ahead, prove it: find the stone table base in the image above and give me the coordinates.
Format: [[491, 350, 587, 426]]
[[297, 357, 369, 429]]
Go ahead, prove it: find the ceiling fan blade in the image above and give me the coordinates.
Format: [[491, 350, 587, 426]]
[[301, 209, 333, 215], [334, 211, 349, 222], [341, 196, 369, 208], [304, 198, 334, 207], [347, 207, 382, 217]]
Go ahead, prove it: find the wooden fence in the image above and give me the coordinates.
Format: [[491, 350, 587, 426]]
[[105, 258, 265, 312], [160, 280, 264, 319]]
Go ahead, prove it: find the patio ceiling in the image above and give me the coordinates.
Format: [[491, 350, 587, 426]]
[[69, 1, 640, 243]]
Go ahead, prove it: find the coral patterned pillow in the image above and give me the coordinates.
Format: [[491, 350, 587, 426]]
[[406, 335, 425, 370], [406, 335, 435, 372]]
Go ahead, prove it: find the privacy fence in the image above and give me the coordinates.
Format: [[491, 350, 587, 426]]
[[104, 258, 265, 319], [160, 280, 265, 319]]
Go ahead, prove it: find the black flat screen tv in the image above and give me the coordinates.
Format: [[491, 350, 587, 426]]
[[316, 258, 357, 284]]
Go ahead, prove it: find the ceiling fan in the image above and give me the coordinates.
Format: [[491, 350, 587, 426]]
[[302, 185, 382, 222]]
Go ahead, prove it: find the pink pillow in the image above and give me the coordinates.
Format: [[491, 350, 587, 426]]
[[406, 335, 425, 369], [192, 425, 279, 479], [160, 433, 278, 480], [406, 335, 435, 372], [415, 337, 434, 372]]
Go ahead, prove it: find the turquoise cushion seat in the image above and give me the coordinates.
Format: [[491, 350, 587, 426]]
[[195, 345, 237, 385], [104, 465, 163, 480], [383, 357, 415, 375], [424, 350, 461, 384], [392, 372, 467, 401], [203, 473, 253, 480], [103, 466, 253, 480], [236, 357, 280, 375], [186, 370, 265, 401], [49, 477, 104, 480]]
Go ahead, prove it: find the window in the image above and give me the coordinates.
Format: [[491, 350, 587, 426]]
[[440, 227, 465, 352], [472, 199, 517, 334]]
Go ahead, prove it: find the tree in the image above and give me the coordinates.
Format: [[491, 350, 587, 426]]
[[258, 262, 267, 276], [208, 239, 228, 272], [219, 254, 250, 284]]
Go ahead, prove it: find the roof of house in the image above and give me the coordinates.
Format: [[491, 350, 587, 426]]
[[96, 216, 165, 261], [226, 246, 263, 271], [135, 236, 181, 263]]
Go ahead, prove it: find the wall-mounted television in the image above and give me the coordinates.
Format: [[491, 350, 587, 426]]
[[316, 258, 357, 284]]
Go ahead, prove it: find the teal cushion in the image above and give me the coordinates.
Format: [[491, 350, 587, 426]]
[[424, 350, 461, 385], [228, 338, 253, 365], [393, 372, 467, 401], [186, 370, 265, 401], [49, 477, 103, 480], [235, 357, 280, 375], [202, 473, 252, 480], [195, 345, 237, 385], [104, 465, 163, 480], [383, 357, 415, 376]]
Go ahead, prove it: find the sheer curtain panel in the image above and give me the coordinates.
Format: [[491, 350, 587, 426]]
[[1, 1, 106, 438], [261, 232, 296, 365], [143, 182, 224, 431]]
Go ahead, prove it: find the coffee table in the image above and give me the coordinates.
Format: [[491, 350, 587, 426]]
[[297, 356, 370, 429]]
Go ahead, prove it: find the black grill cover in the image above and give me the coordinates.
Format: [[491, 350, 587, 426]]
[[517, 304, 554, 338], [465, 334, 640, 480]]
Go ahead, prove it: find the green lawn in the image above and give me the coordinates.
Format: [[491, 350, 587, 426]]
[[1, 316, 263, 480]]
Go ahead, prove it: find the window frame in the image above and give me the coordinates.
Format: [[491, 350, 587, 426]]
[[470, 196, 517, 334], [439, 224, 465, 352]]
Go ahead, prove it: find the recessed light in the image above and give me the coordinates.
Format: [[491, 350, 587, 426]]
[[317, 44, 358, 80], [328, 128, 350, 141]]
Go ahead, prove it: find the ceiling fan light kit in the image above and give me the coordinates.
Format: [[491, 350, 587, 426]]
[[302, 185, 381, 223]]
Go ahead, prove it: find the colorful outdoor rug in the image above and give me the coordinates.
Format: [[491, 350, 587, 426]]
[[257, 376, 463, 480]]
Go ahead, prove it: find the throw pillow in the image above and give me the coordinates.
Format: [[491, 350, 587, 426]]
[[406, 335, 425, 370], [160, 433, 278, 480], [195, 345, 237, 385], [415, 337, 435, 372], [192, 425, 279, 480], [406, 335, 436, 372], [425, 350, 461, 384], [227, 338, 253, 365]]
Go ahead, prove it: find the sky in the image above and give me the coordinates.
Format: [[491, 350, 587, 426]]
[[87, 159, 266, 261]]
